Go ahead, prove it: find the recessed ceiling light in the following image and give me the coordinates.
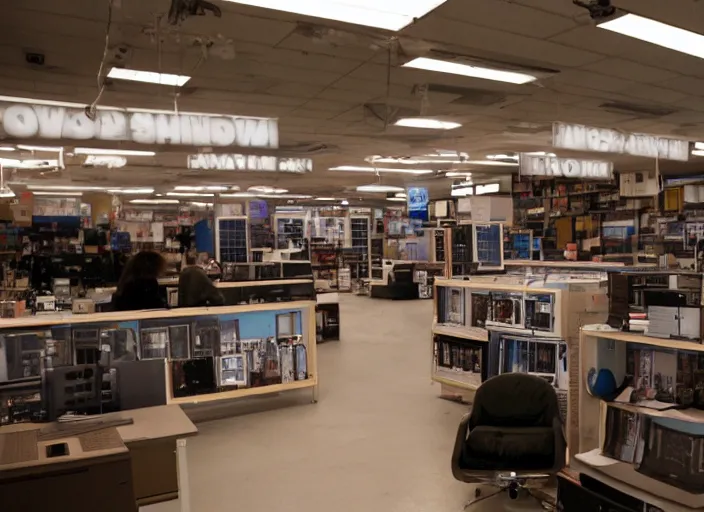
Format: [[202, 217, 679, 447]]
[[220, 0, 448, 31], [386, 197, 407, 202], [329, 166, 434, 174], [341, 200, 349, 206], [445, 172, 473, 178], [107, 67, 191, 87], [248, 186, 288, 194], [599, 13, 704, 60], [394, 118, 461, 130], [174, 186, 233, 192], [166, 192, 215, 197], [356, 185, 405, 193], [17, 144, 63, 152], [33, 191, 83, 196], [74, 148, 156, 156], [315, 197, 337, 201], [403, 57, 537, 84], [130, 199, 180, 204]]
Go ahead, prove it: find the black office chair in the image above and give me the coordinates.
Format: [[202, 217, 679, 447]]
[[452, 373, 565, 509]]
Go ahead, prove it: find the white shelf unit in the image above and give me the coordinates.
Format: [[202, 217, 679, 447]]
[[348, 215, 371, 279], [274, 213, 307, 250], [433, 277, 608, 453]]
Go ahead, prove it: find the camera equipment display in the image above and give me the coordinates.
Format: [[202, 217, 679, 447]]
[[140, 327, 169, 360], [486, 292, 523, 328], [525, 294, 554, 331], [433, 334, 486, 389]]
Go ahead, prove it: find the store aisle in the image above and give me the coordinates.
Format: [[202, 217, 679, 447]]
[[146, 296, 540, 512]]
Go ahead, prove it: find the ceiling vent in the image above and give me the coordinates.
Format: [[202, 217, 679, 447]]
[[599, 101, 676, 118], [424, 84, 508, 107], [503, 122, 551, 135]]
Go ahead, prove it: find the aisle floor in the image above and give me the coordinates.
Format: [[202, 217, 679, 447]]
[[147, 296, 545, 512]]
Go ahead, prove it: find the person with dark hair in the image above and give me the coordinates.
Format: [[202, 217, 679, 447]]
[[111, 251, 168, 311], [178, 253, 225, 308]]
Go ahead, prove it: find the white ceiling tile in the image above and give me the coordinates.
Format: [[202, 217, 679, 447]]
[[655, 76, 704, 97], [580, 58, 680, 84]]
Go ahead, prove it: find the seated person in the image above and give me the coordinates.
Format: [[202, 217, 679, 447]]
[[111, 251, 168, 311], [178, 254, 225, 307]]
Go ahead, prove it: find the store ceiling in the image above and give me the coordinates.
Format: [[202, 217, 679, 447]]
[[4, 0, 704, 201]]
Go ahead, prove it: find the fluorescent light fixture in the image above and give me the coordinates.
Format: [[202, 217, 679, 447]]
[[341, 200, 349, 206], [0, 159, 60, 169], [220, 192, 256, 198], [107, 188, 155, 194], [166, 192, 215, 197], [599, 13, 704, 60], [463, 160, 518, 167], [130, 199, 180, 204], [190, 202, 214, 207], [395, 192, 407, 198], [386, 197, 407, 202], [476, 183, 500, 195], [366, 153, 468, 165], [107, 67, 191, 87], [258, 194, 313, 199], [28, 185, 106, 191], [16, 144, 63, 152], [403, 57, 537, 84], [315, 197, 337, 201], [695, 142, 704, 150], [525, 151, 557, 157], [446, 172, 472, 178], [84, 155, 127, 168], [74, 148, 156, 156], [451, 187, 473, 197], [0, 147, 15, 152], [394, 118, 461, 130], [356, 185, 405, 193], [248, 186, 288, 194], [0, 158, 21, 167], [329, 166, 433, 175], [0, 190, 15, 198], [174, 186, 233, 192], [33, 191, 83, 196], [487, 154, 519, 161], [219, 0, 448, 31], [692, 150, 704, 157]]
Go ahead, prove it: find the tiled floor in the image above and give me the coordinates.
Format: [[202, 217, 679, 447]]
[[145, 295, 546, 512]]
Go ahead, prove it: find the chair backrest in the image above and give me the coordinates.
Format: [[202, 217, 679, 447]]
[[469, 373, 560, 429]]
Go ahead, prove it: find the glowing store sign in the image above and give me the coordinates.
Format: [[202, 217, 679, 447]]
[[553, 122, 689, 162], [0, 101, 279, 148], [520, 154, 613, 179], [187, 153, 312, 173]]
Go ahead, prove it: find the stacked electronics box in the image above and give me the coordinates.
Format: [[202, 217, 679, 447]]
[[0, 302, 318, 426], [433, 275, 608, 453]]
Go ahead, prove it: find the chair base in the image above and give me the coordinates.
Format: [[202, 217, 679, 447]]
[[463, 481, 556, 511]]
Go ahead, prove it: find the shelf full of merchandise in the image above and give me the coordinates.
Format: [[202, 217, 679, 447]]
[[432, 276, 609, 453]]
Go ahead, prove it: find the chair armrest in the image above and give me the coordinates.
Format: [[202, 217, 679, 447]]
[[551, 416, 567, 472], [451, 412, 472, 479]]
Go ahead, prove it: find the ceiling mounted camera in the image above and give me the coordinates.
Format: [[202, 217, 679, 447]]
[[573, 0, 616, 20], [168, 0, 222, 25]]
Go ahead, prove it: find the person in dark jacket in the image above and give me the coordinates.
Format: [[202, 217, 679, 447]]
[[111, 251, 167, 311], [178, 254, 225, 308]]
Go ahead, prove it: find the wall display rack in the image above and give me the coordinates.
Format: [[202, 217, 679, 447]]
[[216, 216, 249, 264], [575, 329, 704, 510], [274, 214, 307, 250], [0, 301, 318, 427], [433, 276, 608, 452]]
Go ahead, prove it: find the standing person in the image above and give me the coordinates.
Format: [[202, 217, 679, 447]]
[[178, 254, 225, 308], [111, 251, 168, 311]]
